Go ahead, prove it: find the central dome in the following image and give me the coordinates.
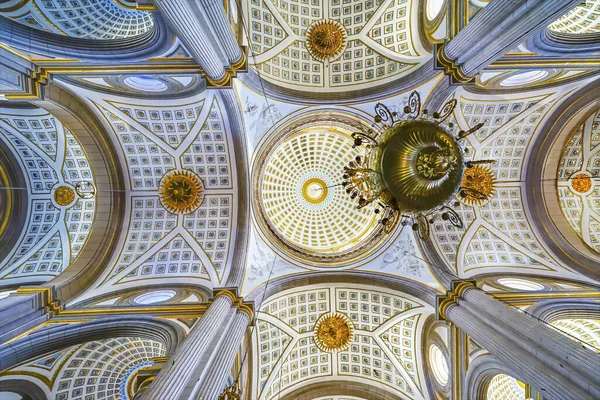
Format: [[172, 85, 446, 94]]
[[253, 111, 396, 266]]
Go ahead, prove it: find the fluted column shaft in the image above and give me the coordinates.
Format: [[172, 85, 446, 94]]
[[443, 285, 600, 400], [441, 0, 581, 78], [153, 0, 227, 81], [139, 295, 234, 400], [198, 0, 243, 64], [193, 310, 250, 400]]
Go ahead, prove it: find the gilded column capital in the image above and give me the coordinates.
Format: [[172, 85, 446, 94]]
[[434, 43, 475, 84], [15, 286, 63, 315], [213, 287, 254, 323], [436, 280, 477, 322]]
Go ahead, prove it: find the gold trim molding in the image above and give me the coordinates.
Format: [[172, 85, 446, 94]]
[[435, 44, 475, 84], [213, 288, 254, 322], [437, 280, 476, 322]]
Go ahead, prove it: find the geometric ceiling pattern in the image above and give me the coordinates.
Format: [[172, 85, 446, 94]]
[[551, 319, 600, 352], [0, 337, 165, 400], [0, 106, 96, 286], [0, 0, 153, 40], [62, 85, 238, 298], [549, 0, 600, 34], [259, 128, 378, 253], [486, 374, 527, 400], [251, 284, 433, 400], [244, 0, 428, 91], [428, 85, 592, 281], [558, 108, 600, 254]]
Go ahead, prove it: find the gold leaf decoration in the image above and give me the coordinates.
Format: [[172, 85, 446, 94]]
[[159, 170, 205, 214]]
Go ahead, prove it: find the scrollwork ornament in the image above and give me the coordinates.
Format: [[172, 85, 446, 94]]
[[437, 99, 457, 122], [374, 102, 396, 125], [405, 91, 421, 117], [442, 206, 464, 229]]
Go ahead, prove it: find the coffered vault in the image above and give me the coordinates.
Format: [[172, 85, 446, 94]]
[[0, 0, 600, 400]]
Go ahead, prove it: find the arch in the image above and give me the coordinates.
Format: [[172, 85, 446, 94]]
[[527, 299, 600, 323], [464, 355, 511, 400], [0, 125, 27, 271], [0, 378, 48, 399], [279, 381, 404, 400], [0, 13, 175, 63], [69, 283, 212, 308], [27, 81, 127, 302], [525, 77, 600, 282], [218, 89, 250, 288], [238, 60, 440, 105], [0, 316, 184, 371], [245, 270, 440, 307], [525, 29, 600, 57]]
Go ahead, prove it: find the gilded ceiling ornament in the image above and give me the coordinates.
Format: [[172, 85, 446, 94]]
[[571, 173, 592, 194], [460, 165, 497, 205], [313, 312, 354, 352], [159, 170, 205, 214], [343, 91, 493, 240], [305, 20, 348, 61], [54, 185, 76, 207]]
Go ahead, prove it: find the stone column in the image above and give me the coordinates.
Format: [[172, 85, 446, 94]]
[[139, 293, 235, 400], [438, 281, 600, 400], [153, 0, 228, 82], [0, 287, 61, 344], [197, 0, 244, 65], [192, 310, 251, 399], [437, 0, 581, 82]]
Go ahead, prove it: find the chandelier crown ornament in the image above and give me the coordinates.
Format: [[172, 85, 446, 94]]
[[306, 20, 348, 61], [342, 91, 496, 240], [159, 170, 205, 214], [313, 312, 355, 352], [53, 185, 76, 207]]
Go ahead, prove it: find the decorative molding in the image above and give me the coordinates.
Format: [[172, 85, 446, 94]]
[[436, 280, 476, 322]]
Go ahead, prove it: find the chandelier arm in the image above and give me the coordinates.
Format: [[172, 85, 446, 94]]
[[458, 122, 485, 139], [436, 98, 457, 122]]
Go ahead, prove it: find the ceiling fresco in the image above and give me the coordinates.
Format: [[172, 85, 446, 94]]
[[558, 108, 600, 254], [251, 283, 434, 400], [57, 82, 239, 302], [0, 0, 154, 39], [0, 337, 165, 400], [429, 82, 598, 282], [0, 106, 96, 286], [243, 0, 428, 92]]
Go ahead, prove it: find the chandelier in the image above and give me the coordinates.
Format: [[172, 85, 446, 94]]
[[342, 91, 495, 240]]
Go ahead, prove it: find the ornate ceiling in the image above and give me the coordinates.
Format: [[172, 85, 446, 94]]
[[251, 283, 434, 400], [428, 83, 596, 282], [0, 337, 165, 399], [549, 0, 600, 34], [0, 106, 96, 285], [0, 0, 153, 39], [56, 82, 239, 301], [0, 1, 599, 400], [558, 107, 600, 254], [243, 0, 428, 92]]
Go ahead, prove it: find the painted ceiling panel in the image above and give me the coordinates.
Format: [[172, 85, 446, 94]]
[[0, 107, 96, 285], [59, 85, 238, 300], [252, 284, 432, 400], [244, 0, 427, 92], [0, 0, 154, 40], [558, 108, 600, 254]]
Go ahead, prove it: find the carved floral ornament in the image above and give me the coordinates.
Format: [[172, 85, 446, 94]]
[[158, 169, 205, 214], [313, 312, 355, 352]]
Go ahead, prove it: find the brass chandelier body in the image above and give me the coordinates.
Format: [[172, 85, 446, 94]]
[[342, 91, 494, 240]]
